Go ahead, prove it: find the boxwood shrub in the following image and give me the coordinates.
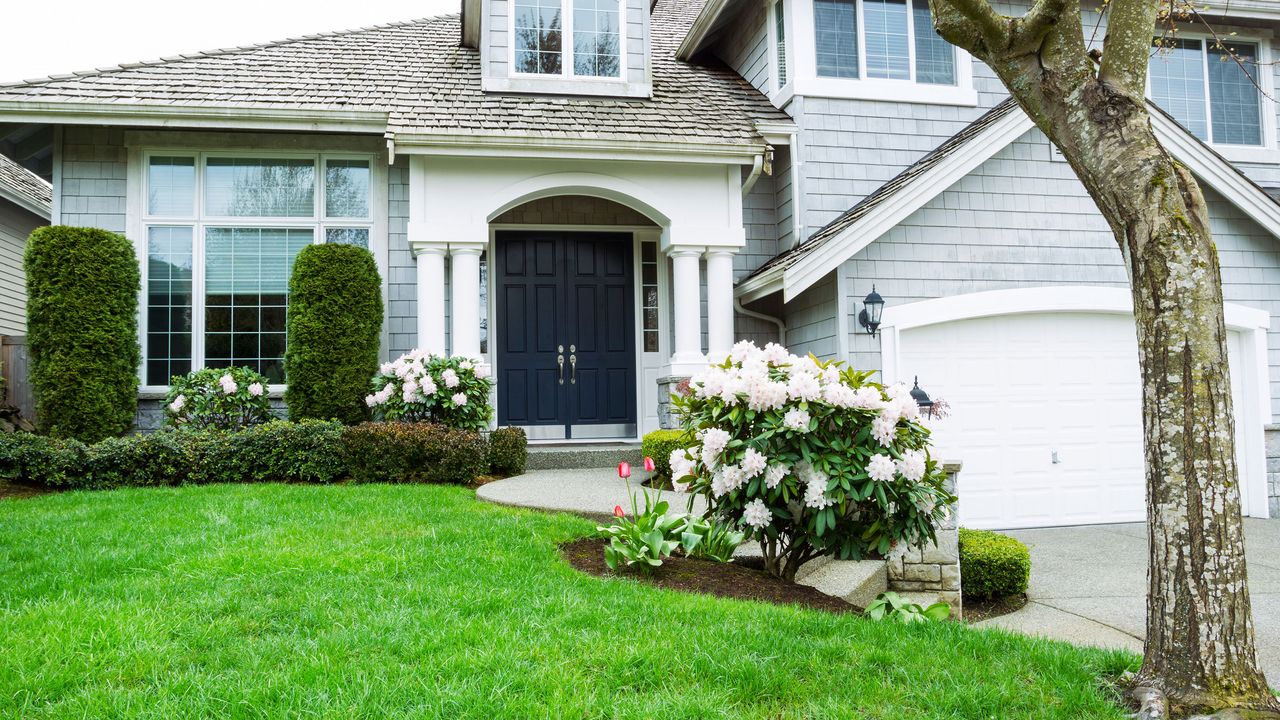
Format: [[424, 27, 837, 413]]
[[958, 528, 1032, 599], [641, 429, 691, 485], [487, 426, 528, 476], [285, 243, 384, 424], [25, 226, 140, 442], [342, 422, 488, 484]]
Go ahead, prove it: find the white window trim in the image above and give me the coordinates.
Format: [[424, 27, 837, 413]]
[[790, 0, 977, 106], [1147, 29, 1280, 163], [489, 0, 652, 97], [129, 147, 387, 394], [767, 0, 796, 108]]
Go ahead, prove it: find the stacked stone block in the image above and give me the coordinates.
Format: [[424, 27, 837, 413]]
[[887, 463, 962, 616]]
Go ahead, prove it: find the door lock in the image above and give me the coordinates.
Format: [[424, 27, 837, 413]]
[[569, 344, 577, 384], [1051, 450, 1061, 465], [557, 345, 565, 385]]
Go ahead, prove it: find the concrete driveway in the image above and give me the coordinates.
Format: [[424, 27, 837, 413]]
[[972, 519, 1280, 684]]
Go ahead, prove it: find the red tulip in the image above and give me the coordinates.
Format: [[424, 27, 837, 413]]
[[643, 456, 656, 473], [617, 461, 631, 479], [613, 505, 625, 518]]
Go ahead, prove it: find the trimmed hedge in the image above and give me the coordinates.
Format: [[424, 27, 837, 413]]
[[488, 426, 528, 476], [342, 422, 489, 484], [285, 244, 384, 424], [641, 429, 692, 485], [958, 528, 1031, 599], [25, 226, 140, 442]]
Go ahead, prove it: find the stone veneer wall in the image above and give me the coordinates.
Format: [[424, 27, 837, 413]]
[[1267, 426, 1280, 518], [887, 464, 962, 614]]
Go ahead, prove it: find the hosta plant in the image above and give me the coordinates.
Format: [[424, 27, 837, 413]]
[[675, 514, 745, 563], [669, 341, 955, 581], [164, 367, 273, 430], [866, 591, 951, 624], [365, 350, 493, 431]]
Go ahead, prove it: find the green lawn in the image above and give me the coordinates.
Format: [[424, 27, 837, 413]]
[[0, 484, 1135, 719]]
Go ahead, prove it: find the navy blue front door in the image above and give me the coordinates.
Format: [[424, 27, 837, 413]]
[[495, 231, 637, 439]]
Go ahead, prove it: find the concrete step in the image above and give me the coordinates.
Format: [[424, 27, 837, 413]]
[[796, 559, 889, 609], [525, 443, 644, 471]]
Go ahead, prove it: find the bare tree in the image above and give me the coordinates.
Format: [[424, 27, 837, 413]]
[[923, 0, 1279, 714]]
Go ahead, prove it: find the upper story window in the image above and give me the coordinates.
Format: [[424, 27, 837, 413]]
[[775, 0, 788, 86], [1149, 37, 1269, 149], [813, 0, 956, 85], [513, 0, 621, 78], [141, 153, 376, 388]]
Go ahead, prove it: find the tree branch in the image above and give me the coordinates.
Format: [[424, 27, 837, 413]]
[[1098, 0, 1161, 96], [1010, 0, 1069, 52], [938, 0, 1011, 51]]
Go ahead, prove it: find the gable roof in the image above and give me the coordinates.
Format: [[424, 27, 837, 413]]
[[738, 98, 1280, 303], [0, 0, 791, 155], [0, 153, 52, 219]]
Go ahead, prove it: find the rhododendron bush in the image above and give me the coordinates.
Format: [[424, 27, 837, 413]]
[[164, 366, 273, 430], [670, 341, 955, 581], [366, 351, 493, 431]]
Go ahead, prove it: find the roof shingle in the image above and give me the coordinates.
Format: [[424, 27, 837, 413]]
[[0, 153, 52, 216]]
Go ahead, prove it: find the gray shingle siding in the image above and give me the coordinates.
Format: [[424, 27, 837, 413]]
[[783, 269, 838, 359], [60, 127, 127, 233], [836, 128, 1280, 418], [714, 0, 771, 96], [388, 159, 416, 357], [0, 201, 43, 335]]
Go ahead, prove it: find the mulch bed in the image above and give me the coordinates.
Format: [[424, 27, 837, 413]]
[[560, 537, 856, 614], [962, 594, 1028, 624], [0, 481, 56, 501]]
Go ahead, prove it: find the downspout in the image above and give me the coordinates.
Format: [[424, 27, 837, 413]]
[[735, 296, 786, 346]]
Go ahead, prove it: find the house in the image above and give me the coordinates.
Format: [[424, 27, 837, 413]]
[[0, 0, 1276, 526], [0, 152, 50, 336]]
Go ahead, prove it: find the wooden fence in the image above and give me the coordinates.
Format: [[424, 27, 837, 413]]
[[1, 335, 34, 421]]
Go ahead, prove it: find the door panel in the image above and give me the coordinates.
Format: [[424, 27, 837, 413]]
[[495, 231, 636, 439]]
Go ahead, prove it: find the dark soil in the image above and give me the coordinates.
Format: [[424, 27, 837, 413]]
[[560, 537, 856, 614], [0, 481, 55, 501], [962, 593, 1028, 624]]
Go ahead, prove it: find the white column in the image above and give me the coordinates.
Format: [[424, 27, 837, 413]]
[[668, 247, 705, 373], [705, 250, 735, 360], [414, 245, 448, 355], [450, 245, 484, 358]]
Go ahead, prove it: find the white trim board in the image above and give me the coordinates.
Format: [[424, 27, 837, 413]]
[[743, 102, 1280, 304], [877, 286, 1273, 520]]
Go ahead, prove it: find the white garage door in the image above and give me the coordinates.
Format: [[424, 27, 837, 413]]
[[897, 311, 1247, 530]]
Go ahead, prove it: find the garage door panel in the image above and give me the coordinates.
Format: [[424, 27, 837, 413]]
[[899, 311, 1246, 530]]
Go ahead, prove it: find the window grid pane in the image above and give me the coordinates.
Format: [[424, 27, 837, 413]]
[[325, 227, 370, 248], [775, 1, 788, 86], [146, 226, 194, 386], [204, 227, 313, 383], [573, 0, 620, 77], [205, 157, 316, 217], [863, 0, 910, 80], [515, 0, 564, 74], [912, 0, 955, 85], [148, 157, 196, 217], [1150, 38, 1209, 141], [325, 159, 371, 217], [641, 241, 659, 353], [1208, 42, 1262, 146], [814, 0, 859, 78]]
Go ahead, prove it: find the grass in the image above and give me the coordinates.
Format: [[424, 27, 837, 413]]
[[0, 484, 1137, 719]]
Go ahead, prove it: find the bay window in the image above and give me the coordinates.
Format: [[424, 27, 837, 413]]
[[142, 153, 375, 387], [813, 0, 956, 86], [513, 0, 622, 78], [1149, 37, 1267, 148]]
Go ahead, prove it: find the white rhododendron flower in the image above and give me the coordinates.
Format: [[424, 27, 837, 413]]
[[459, 359, 474, 371], [740, 447, 768, 478], [822, 382, 856, 408], [868, 453, 897, 483], [247, 382, 264, 397], [783, 408, 811, 432], [764, 463, 789, 489], [168, 394, 185, 413], [886, 382, 912, 402], [218, 373, 237, 395], [762, 342, 791, 365], [742, 499, 772, 529], [451, 392, 467, 406], [475, 364, 490, 379], [441, 368, 460, 388], [871, 414, 897, 447], [852, 386, 884, 410], [669, 448, 695, 482], [700, 428, 730, 458], [730, 340, 761, 364], [896, 450, 927, 483], [746, 379, 788, 412], [803, 476, 833, 509], [786, 372, 821, 402]]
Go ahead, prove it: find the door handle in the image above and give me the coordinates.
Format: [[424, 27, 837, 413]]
[[557, 345, 565, 385], [569, 344, 577, 385]]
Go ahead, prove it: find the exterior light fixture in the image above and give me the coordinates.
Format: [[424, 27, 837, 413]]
[[859, 286, 885, 337], [909, 376, 935, 417]]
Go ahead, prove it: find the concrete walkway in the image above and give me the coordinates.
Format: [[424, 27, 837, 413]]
[[478, 468, 706, 523], [972, 520, 1280, 684]]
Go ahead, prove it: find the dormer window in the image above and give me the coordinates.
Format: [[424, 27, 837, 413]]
[[814, 0, 955, 85], [513, 0, 622, 78]]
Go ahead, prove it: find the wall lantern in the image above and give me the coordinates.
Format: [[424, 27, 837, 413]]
[[910, 376, 935, 417], [859, 286, 885, 337]]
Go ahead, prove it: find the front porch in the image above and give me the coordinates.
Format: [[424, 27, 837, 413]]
[[405, 154, 752, 441]]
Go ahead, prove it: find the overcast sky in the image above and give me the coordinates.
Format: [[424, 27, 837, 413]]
[[1, 0, 459, 83]]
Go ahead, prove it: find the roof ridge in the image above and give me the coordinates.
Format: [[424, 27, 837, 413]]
[[0, 14, 457, 88]]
